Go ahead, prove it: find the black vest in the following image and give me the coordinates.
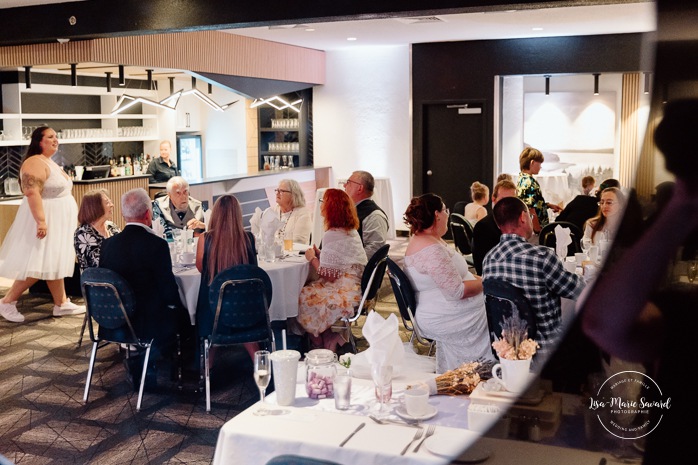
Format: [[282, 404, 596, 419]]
[[355, 199, 388, 245]]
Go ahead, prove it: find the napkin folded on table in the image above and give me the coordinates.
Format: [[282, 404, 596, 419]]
[[249, 207, 263, 236], [362, 310, 405, 370], [260, 207, 282, 246], [554, 225, 572, 259]]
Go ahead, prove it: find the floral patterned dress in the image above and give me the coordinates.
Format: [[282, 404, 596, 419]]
[[73, 222, 121, 271], [517, 172, 549, 228], [297, 229, 367, 336]]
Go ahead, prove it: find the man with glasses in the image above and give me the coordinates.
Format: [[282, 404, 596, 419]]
[[152, 176, 206, 238], [343, 171, 389, 259], [482, 197, 584, 363]]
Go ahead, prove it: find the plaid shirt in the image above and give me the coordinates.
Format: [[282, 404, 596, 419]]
[[482, 234, 584, 351]]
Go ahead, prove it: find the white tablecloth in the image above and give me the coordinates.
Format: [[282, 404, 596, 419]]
[[174, 256, 309, 325]]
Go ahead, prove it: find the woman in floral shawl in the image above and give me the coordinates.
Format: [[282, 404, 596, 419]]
[[298, 188, 367, 351], [73, 189, 120, 271], [516, 147, 561, 232]]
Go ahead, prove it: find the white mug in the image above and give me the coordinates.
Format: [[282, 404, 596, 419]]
[[491, 358, 531, 393], [404, 388, 429, 417]]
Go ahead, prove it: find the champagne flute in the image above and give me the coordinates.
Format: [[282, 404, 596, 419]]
[[253, 350, 272, 416], [371, 365, 393, 418], [687, 261, 697, 283]]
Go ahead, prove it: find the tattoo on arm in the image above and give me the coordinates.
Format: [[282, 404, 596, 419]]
[[21, 173, 44, 192]]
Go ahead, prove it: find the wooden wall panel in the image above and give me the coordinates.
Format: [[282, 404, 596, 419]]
[[619, 73, 641, 189], [73, 176, 150, 230]]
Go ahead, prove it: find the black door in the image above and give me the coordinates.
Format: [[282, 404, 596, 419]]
[[422, 102, 486, 212]]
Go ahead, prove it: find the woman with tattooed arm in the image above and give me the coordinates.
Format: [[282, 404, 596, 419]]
[[0, 127, 85, 323]]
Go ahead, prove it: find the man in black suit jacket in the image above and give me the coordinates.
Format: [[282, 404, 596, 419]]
[[472, 179, 517, 275], [100, 188, 189, 368]]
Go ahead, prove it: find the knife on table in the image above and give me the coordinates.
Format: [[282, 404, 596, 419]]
[[339, 422, 366, 447]]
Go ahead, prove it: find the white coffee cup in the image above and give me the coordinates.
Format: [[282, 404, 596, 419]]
[[575, 252, 587, 266], [180, 251, 195, 264], [270, 350, 301, 406], [404, 388, 429, 417], [563, 259, 576, 273], [491, 358, 531, 393]]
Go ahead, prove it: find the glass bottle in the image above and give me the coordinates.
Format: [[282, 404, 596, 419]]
[[305, 349, 337, 399]]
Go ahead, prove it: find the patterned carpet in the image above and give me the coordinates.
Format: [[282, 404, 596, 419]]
[[0, 237, 418, 464]]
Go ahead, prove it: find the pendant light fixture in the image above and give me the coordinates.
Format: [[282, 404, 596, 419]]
[[250, 95, 303, 113], [105, 72, 112, 92], [208, 83, 213, 94], [544, 75, 551, 96], [118, 65, 125, 86], [593, 73, 600, 96], [169, 77, 175, 94], [644, 72, 651, 95], [70, 63, 77, 87], [146, 69, 153, 90], [24, 66, 31, 89]]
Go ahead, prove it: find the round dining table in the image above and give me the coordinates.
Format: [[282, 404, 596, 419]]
[[174, 253, 310, 325]]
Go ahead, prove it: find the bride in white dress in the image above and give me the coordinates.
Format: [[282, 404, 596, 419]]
[[403, 193, 494, 373]]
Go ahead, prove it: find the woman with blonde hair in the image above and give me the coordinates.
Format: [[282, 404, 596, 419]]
[[196, 195, 258, 356], [298, 188, 367, 351], [516, 147, 561, 232], [74, 189, 120, 271], [464, 181, 489, 225], [274, 178, 312, 244]]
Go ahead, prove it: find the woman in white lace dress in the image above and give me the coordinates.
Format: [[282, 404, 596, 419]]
[[403, 193, 494, 373], [298, 188, 367, 351], [0, 127, 85, 323]]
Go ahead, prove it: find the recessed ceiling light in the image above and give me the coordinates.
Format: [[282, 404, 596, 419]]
[[532, 27, 543, 31], [347, 37, 357, 41], [305, 28, 315, 32]]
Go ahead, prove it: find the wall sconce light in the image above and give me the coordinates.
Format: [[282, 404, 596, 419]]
[[593, 73, 600, 95], [70, 63, 77, 87], [24, 66, 31, 89], [146, 69, 153, 90], [544, 75, 551, 95], [250, 96, 303, 113], [644, 72, 651, 95], [105, 72, 112, 92], [118, 65, 125, 86]]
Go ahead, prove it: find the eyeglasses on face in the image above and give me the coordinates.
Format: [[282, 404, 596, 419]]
[[598, 200, 616, 206], [342, 179, 362, 188], [275, 189, 291, 194]]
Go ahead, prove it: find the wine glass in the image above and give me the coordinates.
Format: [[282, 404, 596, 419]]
[[687, 261, 697, 283], [581, 237, 592, 256], [253, 350, 272, 416], [371, 364, 393, 418]]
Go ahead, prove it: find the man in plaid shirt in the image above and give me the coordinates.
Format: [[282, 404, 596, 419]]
[[482, 197, 584, 356]]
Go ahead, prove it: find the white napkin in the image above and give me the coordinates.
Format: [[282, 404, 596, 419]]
[[554, 225, 572, 259], [260, 207, 282, 246], [152, 218, 165, 238], [362, 310, 405, 369], [203, 209, 212, 231], [249, 207, 263, 235]]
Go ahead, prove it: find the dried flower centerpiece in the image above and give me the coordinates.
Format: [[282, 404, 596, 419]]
[[408, 359, 496, 396], [491, 313, 539, 361]]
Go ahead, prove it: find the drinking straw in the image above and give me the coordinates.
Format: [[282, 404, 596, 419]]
[[282, 329, 287, 350]]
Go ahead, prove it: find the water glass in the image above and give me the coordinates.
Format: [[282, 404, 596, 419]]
[[334, 374, 352, 410]]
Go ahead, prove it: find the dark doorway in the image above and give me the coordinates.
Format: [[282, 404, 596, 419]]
[[422, 102, 487, 213]]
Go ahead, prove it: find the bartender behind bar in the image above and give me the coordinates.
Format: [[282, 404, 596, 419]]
[[153, 176, 206, 237], [147, 140, 179, 183]]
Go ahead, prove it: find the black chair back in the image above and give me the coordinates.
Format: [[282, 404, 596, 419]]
[[361, 243, 391, 302], [449, 212, 474, 255], [386, 257, 434, 353], [538, 221, 583, 256], [452, 200, 468, 216], [482, 278, 537, 357]]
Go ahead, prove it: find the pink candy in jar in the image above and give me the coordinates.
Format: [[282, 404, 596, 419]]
[[305, 349, 337, 399]]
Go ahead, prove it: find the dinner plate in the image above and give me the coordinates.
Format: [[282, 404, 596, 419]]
[[425, 432, 489, 461], [395, 404, 437, 421]]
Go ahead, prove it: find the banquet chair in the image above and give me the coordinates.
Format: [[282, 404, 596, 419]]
[[331, 243, 390, 353], [386, 258, 435, 356], [538, 221, 583, 256], [452, 200, 468, 216], [80, 267, 153, 412], [482, 278, 537, 359], [204, 264, 275, 412], [449, 212, 475, 266]]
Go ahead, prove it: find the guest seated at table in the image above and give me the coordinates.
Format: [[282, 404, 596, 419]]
[[556, 175, 599, 232], [273, 179, 312, 245], [100, 188, 192, 388], [343, 170, 389, 260], [497, 173, 514, 183], [297, 189, 367, 351], [196, 194, 258, 359], [152, 176, 206, 238], [472, 179, 517, 275], [482, 197, 584, 361], [464, 181, 489, 226], [516, 147, 561, 232], [74, 189, 120, 271], [403, 193, 494, 374], [583, 187, 625, 245]]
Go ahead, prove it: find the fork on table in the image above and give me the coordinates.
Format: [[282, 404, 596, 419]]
[[400, 427, 424, 455], [413, 424, 436, 453]]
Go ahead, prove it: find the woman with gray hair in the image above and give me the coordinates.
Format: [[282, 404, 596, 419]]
[[274, 179, 312, 244]]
